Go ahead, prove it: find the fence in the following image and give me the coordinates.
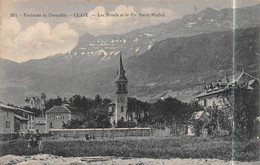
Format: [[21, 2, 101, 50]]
[[49, 128, 151, 139]]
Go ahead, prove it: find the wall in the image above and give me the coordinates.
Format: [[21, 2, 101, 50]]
[[152, 126, 188, 137], [0, 109, 14, 133], [198, 93, 225, 109], [49, 128, 151, 138], [35, 117, 48, 133], [46, 113, 70, 129], [20, 121, 28, 133]]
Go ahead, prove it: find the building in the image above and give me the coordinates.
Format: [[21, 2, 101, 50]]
[[14, 108, 36, 133], [0, 103, 15, 133], [45, 106, 83, 129], [0, 103, 36, 134], [193, 71, 259, 136], [108, 53, 128, 126], [196, 71, 259, 109], [25, 93, 46, 111]]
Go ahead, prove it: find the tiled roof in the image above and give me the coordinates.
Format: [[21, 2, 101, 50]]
[[45, 106, 71, 114]]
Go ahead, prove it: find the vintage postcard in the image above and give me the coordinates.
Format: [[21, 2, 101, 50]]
[[0, 0, 259, 164]]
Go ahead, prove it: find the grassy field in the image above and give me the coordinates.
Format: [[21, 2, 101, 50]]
[[0, 136, 259, 162]]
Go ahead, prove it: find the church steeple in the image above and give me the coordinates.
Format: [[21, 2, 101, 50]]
[[119, 52, 125, 76], [116, 52, 127, 82], [110, 51, 128, 126]]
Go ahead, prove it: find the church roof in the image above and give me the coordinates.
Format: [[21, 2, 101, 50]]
[[116, 75, 127, 81], [116, 52, 128, 81], [108, 101, 116, 106]]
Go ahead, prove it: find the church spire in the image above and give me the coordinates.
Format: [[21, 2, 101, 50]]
[[119, 52, 125, 76], [116, 52, 127, 82]]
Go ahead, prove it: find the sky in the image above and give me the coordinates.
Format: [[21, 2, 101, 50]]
[[0, 0, 259, 63]]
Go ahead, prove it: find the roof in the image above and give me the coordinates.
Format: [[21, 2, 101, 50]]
[[116, 53, 128, 82], [67, 106, 83, 115], [0, 103, 36, 115], [116, 75, 128, 81], [45, 106, 71, 114], [197, 89, 225, 98], [191, 111, 210, 120], [108, 101, 116, 106], [16, 108, 36, 115], [197, 72, 259, 98], [226, 72, 259, 87], [14, 114, 28, 121], [0, 103, 16, 111]]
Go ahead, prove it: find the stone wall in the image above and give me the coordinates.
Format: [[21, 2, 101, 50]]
[[49, 128, 151, 139]]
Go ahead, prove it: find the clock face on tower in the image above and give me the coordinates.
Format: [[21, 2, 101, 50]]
[[119, 96, 124, 102]]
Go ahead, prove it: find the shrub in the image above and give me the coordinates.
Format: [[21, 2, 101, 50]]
[[0, 136, 259, 161]]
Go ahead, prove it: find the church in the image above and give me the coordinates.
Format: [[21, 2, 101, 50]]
[[108, 53, 128, 126]]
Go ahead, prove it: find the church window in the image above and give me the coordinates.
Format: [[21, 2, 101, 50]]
[[118, 84, 122, 91], [121, 106, 124, 112], [123, 84, 126, 91], [121, 117, 124, 121]]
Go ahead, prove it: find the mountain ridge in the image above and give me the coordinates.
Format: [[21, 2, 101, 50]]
[[0, 4, 259, 106]]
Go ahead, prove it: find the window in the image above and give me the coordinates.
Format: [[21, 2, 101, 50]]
[[121, 117, 124, 121], [6, 111, 9, 117], [123, 84, 126, 91], [121, 106, 124, 112], [118, 84, 122, 91], [50, 122, 53, 128], [6, 121, 10, 128], [204, 100, 207, 107]]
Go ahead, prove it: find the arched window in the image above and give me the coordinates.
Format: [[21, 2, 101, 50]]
[[121, 117, 124, 121], [122, 84, 126, 91], [121, 106, 124, 112], [118, 84, 122, 91]]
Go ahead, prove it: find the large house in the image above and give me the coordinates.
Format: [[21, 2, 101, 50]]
[[196, 71, 259, 110], [45, 106, 83, 129], [25, 93, 46, 110], [0, 103, 37, 134], [0, 103, 15, 133], [192, 71, 259, 136]]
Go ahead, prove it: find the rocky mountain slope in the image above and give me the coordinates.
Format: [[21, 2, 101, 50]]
[[0, 5, 259, 106]]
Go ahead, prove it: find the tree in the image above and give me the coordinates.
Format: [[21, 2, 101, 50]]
[[221, 87, 259, 138], [148, 97, 195, 126], [94, 94, 102, 108]]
